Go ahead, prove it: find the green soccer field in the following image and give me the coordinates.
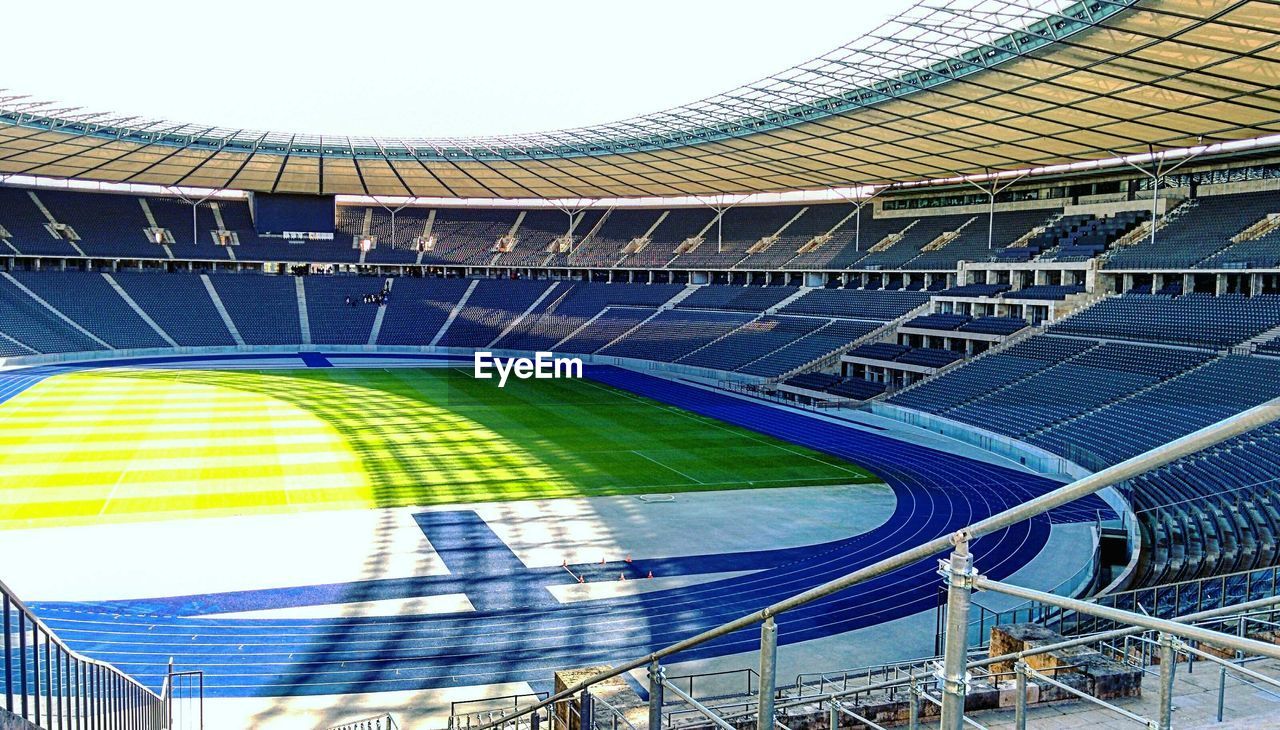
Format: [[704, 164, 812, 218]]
[[0, 367, 877, 528]]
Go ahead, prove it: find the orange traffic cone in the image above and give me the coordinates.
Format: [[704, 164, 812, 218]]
[[647, 570, 654, 579]]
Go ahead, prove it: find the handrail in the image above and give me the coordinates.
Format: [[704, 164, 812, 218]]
[[708, 595, 1280, 725], [468, 397, 1280, 730], [325, 713, 399, 730], [3, 575, 165, 729]]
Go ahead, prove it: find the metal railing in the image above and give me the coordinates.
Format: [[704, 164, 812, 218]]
[[456, 397, 1280, 730], [326, 713, 399, 730], [2, 577, 167, 729], [963, 563, 1280, 644], [948, 523, 1104, 651], [676, 598, 1280, 730]]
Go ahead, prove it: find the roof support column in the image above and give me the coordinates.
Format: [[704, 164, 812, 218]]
[[963, 170, 1026, 250], [1113, 141, 1211, 251]]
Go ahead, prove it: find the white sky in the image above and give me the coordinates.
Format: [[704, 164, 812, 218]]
[[5, 0, 915, 138]]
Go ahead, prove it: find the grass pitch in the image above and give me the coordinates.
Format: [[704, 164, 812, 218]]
[[0, 367, 877, 527]]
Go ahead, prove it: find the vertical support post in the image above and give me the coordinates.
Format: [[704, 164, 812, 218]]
[[1150, 172, 1159, 249], [1157, 633, 1177, 730], [3, 594, 11, 714], [647, 660, 664, 730], [757, 616, 778, 730], [578, 689, 592, 730], [167, 658, 174, 730], [56, 646, 63, 730], [986, 187, 995, 250], [907, 678, 920, 730], [1216, 664, 1226, 723], [33, 626, 41, 727], [827, 701, 838, 730], [1013, 661, 1028, 730], [854, 206, 862, 252], [938, 533, 974, 730]]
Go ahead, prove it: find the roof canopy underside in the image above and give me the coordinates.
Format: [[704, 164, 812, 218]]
[[0, 0, 1277, 199]]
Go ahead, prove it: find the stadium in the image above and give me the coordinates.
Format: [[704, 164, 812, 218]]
[[1, 0, 1280, 728]]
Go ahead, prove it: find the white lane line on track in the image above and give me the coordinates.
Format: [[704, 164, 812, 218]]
[[630, 450, 704, 484]]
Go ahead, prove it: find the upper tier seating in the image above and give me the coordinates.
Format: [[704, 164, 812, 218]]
[[620, 209, 714, 267], [1199, 226, 1280, 269], [426, 210, 518, 266], [552, 209, 660, 268], [9, 184, 1280, 274], [783, 209, 910, 270], [1107, 191, 1280, 269], [358, 207, 434, 264], [673, 206, 803, 269], [1041, 211, 1149, 261], [743, 204, 855, 269], [910, 209, 1052, 269], [0, 188, 90, 257]]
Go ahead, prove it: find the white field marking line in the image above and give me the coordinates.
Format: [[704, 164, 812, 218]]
[[578, 378, 870, 478], [98, 469, 130, 516], [630, 449, 704, 484]]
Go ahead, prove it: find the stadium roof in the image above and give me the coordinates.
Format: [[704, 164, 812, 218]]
[[0, 0, 1277, 200]]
